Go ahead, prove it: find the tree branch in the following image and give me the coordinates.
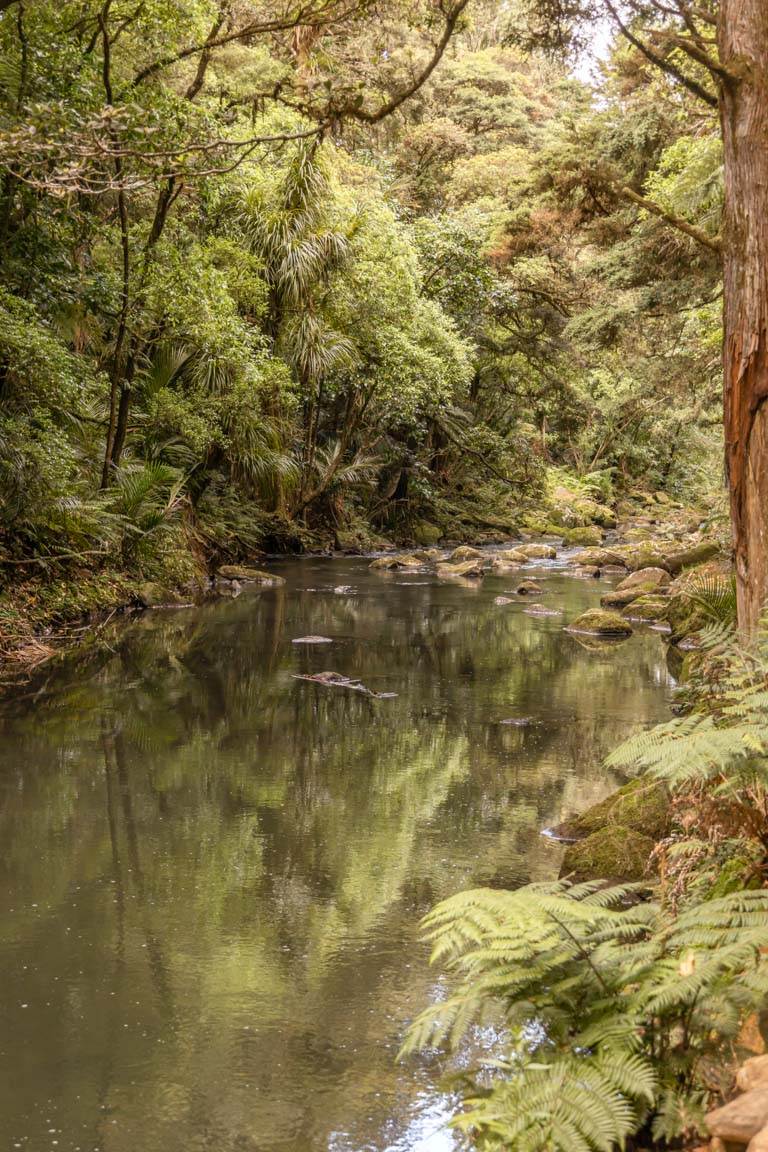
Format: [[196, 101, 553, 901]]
[[603, 0, 718, 107], [618, 184, 722, 253]]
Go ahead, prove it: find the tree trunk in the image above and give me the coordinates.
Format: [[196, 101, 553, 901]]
[[719, 1, 768, 635]]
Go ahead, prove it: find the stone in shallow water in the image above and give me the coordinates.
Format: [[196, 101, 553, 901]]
[[494, 595, 513, 605], [516, 543, 557, 560], [217, 565, 285, 585], [499, 717, 535, 726], [565, 609, 633, 637], [524, 605, 562, 617], [292, 636, 334, 644], [516, 580, 544, 595]]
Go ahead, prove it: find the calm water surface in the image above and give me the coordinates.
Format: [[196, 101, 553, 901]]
[[0, 554, 674, 1152]]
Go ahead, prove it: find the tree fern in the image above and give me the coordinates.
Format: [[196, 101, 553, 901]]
[[403, 882, 768, 1151]]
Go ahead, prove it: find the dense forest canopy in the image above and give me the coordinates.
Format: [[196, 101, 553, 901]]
[[0, 0, 756, 632]]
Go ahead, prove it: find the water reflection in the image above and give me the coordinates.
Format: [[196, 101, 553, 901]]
[[0, 556, 673, 1152]]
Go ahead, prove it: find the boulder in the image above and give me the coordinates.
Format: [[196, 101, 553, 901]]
[[600, 585, 657, 609], [369, 554, 423, 570], [665, 540, 721, 575], [552, 777, 671, 843], [412, 521, 442, 546], [739, 1058, 768, 1095], [573, 565, 601, 579], [436, 559, 484, 579], [616, 567, 671, 593], [566, 609, 633, 637], [569, 548, 627, 568], [516, 543, 557, 560], [217, 565, 285, 585], [564, 525, 603, 546], [706, 1089, 768, 1144], [623, 594, 670, 622], [559, 826, 655, 884], [516, 579, 544, 595], [448, 545, 484, 562], [489, 549, 528, 568]]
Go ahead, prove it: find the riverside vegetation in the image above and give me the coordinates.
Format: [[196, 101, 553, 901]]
[[2, 0, 768, 1150]]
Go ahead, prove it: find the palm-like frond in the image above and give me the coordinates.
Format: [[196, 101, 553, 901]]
[[403, 882, 768, 1151]]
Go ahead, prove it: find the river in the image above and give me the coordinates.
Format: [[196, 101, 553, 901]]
[[0, 552, 674, 1152]]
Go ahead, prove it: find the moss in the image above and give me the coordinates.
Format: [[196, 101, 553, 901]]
[[600, 583, 658, 609], [623, 594, 669, 621], [559, 826, 656, 884], [216, 565, 285, 585], [555, 777, 671, 842], [564, 525, 603, 546], [411, 521, 443, 546], [566, 608, 633, 636]]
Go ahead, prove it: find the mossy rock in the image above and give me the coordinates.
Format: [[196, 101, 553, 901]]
[[559, 826, 656, 884], [488, 549, 527, 569], [554, 777, 671, 842], [516, 543, 557, 560], [623, 594, 670, 622], [664, 540, 721, 575], [569, 547, 626, 568], [448, 545, 484, 561], [436, 559, 484, 579], [566, 609, 633, 637], [370, 554, 424, 570], [600, 583, 658, 609], [564, 525, 603, 546], [217, 565, 285, 585], [412, 521, 443, 547], [136, 582, 185, 608], [516, 579, 544, 595], [616, 567, 671, 593]]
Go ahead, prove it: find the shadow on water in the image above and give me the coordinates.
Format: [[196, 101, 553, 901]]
[[0, 556, 674, 1152]]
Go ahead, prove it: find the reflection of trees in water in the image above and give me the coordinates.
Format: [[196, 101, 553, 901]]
[[0, 565, 673, 1151]]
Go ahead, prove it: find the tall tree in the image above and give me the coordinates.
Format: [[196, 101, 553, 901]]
[[515, 0, 768, 633]]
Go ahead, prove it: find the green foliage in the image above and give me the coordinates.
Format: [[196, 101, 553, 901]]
[[403, 881, 768, 1150]]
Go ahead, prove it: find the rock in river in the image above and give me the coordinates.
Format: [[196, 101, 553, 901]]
[[516, 580, 544, 595], [436, 559, 484, 580], [516, 543, 557, 560], [566, 609, 633, 637], [448, 545, 484, 562], [217, 565, 285, 585]]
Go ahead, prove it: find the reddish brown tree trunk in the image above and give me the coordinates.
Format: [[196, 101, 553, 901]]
[[719, 1, 768, 634]]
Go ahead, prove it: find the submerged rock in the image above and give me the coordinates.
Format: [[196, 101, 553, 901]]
[[217, 565, 285, 585], [524, 605, 562, 617], [494, 595, 514, 605], [292, 635, 334, 644], [566, 609, 633, 637]]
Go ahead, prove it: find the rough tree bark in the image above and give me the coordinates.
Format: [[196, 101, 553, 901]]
[[718, 1, 768, 634]]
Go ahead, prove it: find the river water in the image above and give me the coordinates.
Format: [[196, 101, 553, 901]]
[[0, 553, 674, 1152]]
